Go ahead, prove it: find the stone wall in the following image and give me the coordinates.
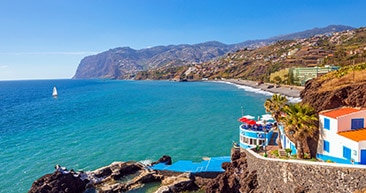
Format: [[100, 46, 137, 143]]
[[243, 148, 366, 193]]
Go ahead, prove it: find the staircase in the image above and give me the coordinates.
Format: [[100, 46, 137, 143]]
[[269, 131, 278, 145]]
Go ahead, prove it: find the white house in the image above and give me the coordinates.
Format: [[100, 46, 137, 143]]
[[317, 107, 366, 165]]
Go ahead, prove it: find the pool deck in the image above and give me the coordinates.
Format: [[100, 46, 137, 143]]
[[150, 156, 231, 173]]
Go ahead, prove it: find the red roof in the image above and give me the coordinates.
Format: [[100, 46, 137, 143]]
[[319, 107, 364, 119], [338, 128, 366, 142]]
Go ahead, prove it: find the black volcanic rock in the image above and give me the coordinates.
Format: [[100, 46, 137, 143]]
[[28, 171, 89, 193], [205, 151, 259, 193], [151, 155, 172, 165]]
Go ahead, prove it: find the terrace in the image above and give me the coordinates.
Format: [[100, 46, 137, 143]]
[[238, 114, 276, 149]]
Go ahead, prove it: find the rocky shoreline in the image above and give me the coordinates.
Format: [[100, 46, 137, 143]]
[[222, 79, 304, 98], [28, 151, 259, 193]]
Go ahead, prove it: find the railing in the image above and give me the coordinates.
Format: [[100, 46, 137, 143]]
[[240, 124, 272, 132]]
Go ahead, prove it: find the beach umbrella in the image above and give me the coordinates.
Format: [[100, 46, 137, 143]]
[[247, 120, 257, 125], [238, 117, 249, 122], [242, 115, 255, 119], [256, 120, 265, 125], [261, 114, 274, 121]]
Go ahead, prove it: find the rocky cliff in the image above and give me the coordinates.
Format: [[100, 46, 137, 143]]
[[300, 66, 366, 112], [204, 151, 259, 193], [73, 42, 233, 79]]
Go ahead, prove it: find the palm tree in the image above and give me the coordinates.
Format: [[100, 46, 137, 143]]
[[264, 94, 288, 149], [282, 103, 318, 159]]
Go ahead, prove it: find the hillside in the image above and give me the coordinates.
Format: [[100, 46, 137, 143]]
[[73, 25, 353, 79], [135, 27, 366, 82], [301, 63, 366, 112]]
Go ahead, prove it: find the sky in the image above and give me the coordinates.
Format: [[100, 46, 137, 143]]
[[0, 0, 365, 80]]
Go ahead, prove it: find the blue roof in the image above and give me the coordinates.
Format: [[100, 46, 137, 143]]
[[150, 156, 231, 173]]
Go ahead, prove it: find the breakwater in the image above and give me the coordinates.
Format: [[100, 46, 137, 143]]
[[243, 148, 366, 193]]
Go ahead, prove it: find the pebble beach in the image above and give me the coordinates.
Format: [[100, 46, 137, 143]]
[[223, 79, 304, 98]]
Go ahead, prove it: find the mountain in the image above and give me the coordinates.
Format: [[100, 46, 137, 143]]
[[232, 25, 354, 49], [73, 25, 354, 79], [73, 41, 232, 79]]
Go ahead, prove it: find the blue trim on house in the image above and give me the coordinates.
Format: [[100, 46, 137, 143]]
[[290, 143, 296, 155], [323, 140, 330, 152], [241, 130, 261, 138], [343, 146, 351, 159], [351, 118, 364, 130], [324, 118, 330, 130], [240, 143, 254, 149], [361, 150, 366, 164], [317, 153, 353, 164]]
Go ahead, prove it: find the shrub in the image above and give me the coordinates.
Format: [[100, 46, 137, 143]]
[[271, 150, 279, 157], [285, 148, 292, 155]]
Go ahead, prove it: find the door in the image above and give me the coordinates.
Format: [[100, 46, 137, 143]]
[[361, 150, 366, 164]]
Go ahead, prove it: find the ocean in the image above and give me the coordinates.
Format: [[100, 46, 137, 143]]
[[0, 79, 276, 192]]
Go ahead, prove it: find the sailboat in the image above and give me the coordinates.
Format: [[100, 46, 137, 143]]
[[52, 86, 58, 97]]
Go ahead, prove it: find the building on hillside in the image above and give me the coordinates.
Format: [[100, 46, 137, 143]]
[[238, 114, 274, 150], [290, 65, 339, 85], [317, 107, 366, 165]]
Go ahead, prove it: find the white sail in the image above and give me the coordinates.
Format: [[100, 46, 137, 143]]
[[52, 87, 58, 97]]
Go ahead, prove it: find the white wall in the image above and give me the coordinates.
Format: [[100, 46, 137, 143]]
[[359, 141, 366, 149], [318, 115, 338, 153], [318, 113, 364, 162]]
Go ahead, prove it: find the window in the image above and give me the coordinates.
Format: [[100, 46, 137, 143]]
[[343, 146, 351, 159], [351, 118, 364, 130], [324, 118, 330, 130], [323, 140, 330, 152], [258, 139, 264, 145]]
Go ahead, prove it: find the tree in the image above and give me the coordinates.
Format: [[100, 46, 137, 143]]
[[264, 94, 288, 149], [287, 69, 295, 85], [282, 103, 318, 159], [273, 76, 282, 84]]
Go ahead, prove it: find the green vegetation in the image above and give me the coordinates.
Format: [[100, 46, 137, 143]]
[[271, 150, 279, 157], [264, 94, 288, 149], [285, 148, 292, 156], [133, 28, 366, 86], [321, 62, 366, 80], [281, 103, 318, 159]]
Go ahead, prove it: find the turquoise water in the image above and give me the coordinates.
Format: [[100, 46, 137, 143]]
[[0, 80, 270, 192]]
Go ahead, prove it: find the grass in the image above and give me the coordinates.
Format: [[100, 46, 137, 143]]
[[318, 63, 366, 92]]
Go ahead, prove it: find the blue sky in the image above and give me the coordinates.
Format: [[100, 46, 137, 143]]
[[0, 0, 365, 80]]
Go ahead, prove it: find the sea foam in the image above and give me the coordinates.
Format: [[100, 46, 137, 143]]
[[219, 81, 302, 103]]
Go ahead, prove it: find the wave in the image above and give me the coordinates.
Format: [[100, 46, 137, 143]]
[[138, 160, 153, 166], [218, 81, 302, 103]]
